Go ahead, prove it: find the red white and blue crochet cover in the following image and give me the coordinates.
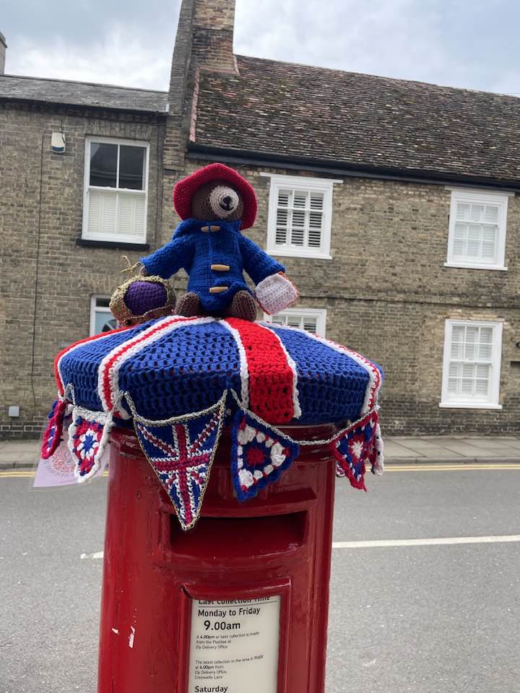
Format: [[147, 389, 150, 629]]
[[41, 316, 384, 530]]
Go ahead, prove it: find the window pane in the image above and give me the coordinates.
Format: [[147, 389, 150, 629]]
[[119, 146, 145, 190], [484, 206, 499, 223], [271, 316, 286, 326], [466, 327, 478, 342], [449, 362, 460, 377], [451, 342, 463, 359], [275, 229, 287, 244], [480, 328, 493, 343], [470, 204, 484, 222], [456, 203, 470, 220], [452, 326, 465, 342], [310, 193, 324, 210], [90, 143, 117, 188], [287, 316, 302, 328], [476, 364, 490, 379], [462, 363, 475, 378], [293, 192, 307, 208], [94, 311, 117, 334], [303, 318, 318, 333], [278, 191, 290, 207], [277, 208, 288, 226]]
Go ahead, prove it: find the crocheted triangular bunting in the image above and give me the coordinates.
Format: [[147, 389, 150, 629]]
[[68, 408, 113, 483], [330, 411, 381, 490], [131, 395, 226, 531], [41, 398, 68, 459], [231, 410, 300, 502]]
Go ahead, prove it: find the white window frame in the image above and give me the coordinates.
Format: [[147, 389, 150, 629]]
[[264, 308, 327, 337], [440, 319, 503, 410], [265, 174, 336, 260], [90, 295, 117, 336], [445, 188, 511, 271], [82, 137, 150, 243]]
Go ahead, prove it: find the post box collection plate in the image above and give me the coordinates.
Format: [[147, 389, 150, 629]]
[[189, 596, 281, 693]]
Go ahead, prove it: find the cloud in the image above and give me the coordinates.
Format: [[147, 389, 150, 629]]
[[235, 0, 520, 95], [8, 27, 172, 90], [3, 0, 520, 96]]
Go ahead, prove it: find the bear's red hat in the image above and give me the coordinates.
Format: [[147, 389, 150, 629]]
[[173, 163, 257, 229]]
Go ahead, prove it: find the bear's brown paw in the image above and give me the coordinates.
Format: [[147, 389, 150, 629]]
[[226, 291, 258, 322], [176, 292, 204, 317]]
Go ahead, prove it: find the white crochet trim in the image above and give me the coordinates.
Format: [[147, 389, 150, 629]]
[[97, 316, 215, 416], [255, 322, 302, 419], [219, 320, 250, 409], [229, 389, 379, 448], [255, 274, 298, 315]]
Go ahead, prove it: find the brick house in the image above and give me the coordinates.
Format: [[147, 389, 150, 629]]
[[1, 0, 519, 438]]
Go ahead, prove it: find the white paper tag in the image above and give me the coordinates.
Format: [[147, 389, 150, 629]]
[[188, 596, 281, 693], [33, 436, 109, 487]]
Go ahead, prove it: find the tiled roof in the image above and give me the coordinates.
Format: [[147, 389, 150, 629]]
[[0, 74, 168, 113], [193, 56, 520, 184]]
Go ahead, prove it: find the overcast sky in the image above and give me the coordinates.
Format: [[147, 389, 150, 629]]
[[3, 0, 520, 96]]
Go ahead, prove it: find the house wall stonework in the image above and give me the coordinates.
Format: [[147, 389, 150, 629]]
[[0, 103, 164, 437]]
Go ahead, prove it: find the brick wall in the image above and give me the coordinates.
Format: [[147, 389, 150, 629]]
[[0, 102, 164, 437]]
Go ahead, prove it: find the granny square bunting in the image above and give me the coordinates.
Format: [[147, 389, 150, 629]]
[[41, 398, 68, 459], [68, 408, 113, 483], [130, 394, 226, 531], [330, 411, 380, 491], [231, 410, 300, 502]]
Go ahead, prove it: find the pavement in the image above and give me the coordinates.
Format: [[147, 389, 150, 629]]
[[1, 434, 520, 469]]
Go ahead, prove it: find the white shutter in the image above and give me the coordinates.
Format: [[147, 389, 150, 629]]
[[308, 193, 324, 248], [88, 189, 117, 237], [118, 192, 146, 238], [267, 175, 334, 259]]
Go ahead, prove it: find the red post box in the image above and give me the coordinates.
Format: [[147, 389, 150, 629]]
[[40, 166, 384, 693], [98, 424, 337, 693]]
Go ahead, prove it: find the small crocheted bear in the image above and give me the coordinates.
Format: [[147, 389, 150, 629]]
[[139, 163, 298, 321]]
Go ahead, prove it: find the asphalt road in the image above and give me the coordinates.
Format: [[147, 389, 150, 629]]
[[1, 465, 520, 693]]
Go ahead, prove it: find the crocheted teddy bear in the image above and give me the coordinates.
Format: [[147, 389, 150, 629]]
[[138, 163, 298, 322]]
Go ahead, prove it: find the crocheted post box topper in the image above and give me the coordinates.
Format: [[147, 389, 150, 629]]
[[136, 163, 298, 322], [40, 316, 385, 531]]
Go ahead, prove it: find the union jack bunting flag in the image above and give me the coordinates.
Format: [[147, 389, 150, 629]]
[[131, 395, 227, 531]]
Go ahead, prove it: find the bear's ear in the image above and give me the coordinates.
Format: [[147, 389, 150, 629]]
[[191, 180, 245, 222]]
